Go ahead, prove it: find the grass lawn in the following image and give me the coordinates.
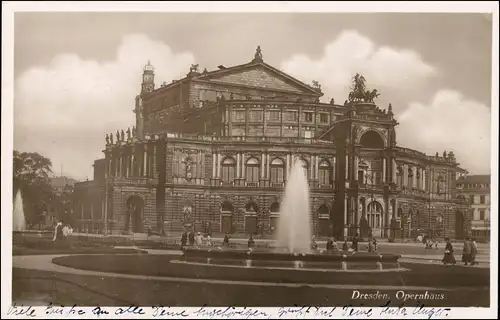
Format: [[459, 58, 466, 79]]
[[12, 268, 490, 307], [52, 254, 489, 288]]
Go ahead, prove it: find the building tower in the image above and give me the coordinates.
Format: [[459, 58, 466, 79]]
[[134, 61, 155, 139]]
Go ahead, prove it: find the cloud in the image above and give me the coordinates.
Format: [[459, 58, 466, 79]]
[[14, 34, 195, 179], [281, 30, 491, 174], [397, 90, 491, 174], [281, 30, 437, 104]]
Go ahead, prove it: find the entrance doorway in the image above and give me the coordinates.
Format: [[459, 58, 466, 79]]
[[126, 196, 144, 233]]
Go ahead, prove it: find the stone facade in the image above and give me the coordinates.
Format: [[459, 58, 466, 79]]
[[75, 48, 471, 240]]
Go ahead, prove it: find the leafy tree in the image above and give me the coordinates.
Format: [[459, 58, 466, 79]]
[[13, 151, 54, 226]]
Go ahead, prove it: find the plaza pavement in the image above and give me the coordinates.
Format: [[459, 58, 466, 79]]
[[70, 232, 490, 265]]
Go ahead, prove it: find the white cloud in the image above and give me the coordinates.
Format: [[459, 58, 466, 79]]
[[281, 30, 491, 174], [281, 30, 437, 104], [397, 90, 491, 174], [14, 34, 195, 179]]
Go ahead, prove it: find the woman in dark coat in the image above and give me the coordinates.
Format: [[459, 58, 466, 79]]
[[442, 238, 456, 265], [462, 237, 472, 265]]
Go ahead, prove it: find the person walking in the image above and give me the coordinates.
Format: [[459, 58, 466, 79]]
[[471, 238, 479, 266], [351, 233, 359, 252], [462, 237, 472, 266], [188, 230, 195, 246], [310, 236, 318, 250], [223, 234, 230, 246], [248, 234, 255, 248], [342, 240, 349, 252], [181, 231, 187, 247], [442, 238, 456, 265]]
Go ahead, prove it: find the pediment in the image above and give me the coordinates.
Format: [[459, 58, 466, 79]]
[[197, 63, 320, 95]]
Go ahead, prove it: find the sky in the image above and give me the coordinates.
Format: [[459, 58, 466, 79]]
[[12, 11, 494, 180]]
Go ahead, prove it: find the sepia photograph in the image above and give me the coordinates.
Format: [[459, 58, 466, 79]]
[[2, 2, 498, 318]]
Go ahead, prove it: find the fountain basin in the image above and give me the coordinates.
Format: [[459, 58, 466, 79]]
[[182, 247, 402, 271]]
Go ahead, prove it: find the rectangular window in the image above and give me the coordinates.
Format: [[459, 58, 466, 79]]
[[479, 210, 485, 220], [304, 112, 313, 122], [480, 195, 485, 204], [320, 113, 329, 124], [269, 110, 280, 121], [246, 166, 259, 183], [270, 167, 284, 183], [235, 110, 245, 121], [469, 195, 474, 204], [303, 130, 313, 138], [250, 110, 262, 121], [285, 111, 298, 121]]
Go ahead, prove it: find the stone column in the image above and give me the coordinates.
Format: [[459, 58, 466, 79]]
[[212, 152, 216, 178], [422, 169, 426, 190], [236, 153, 240, 178], [261, 153, 265, 179], [345, 155, 349, 180], [315, 155, 319, 180], [242, 153, 246, 179], [266, 153, 270, 179], [392, 159, 397, 184], [412, 167, 417, 188], [131, 149, 135, 177], [143, 147, 147, 177], [403, 164, 408, 186], [333, 156, 336, 181], [382, 158, 387, 183], [152, 144, 156, 178], [217, 152, 221, 179], [354, 156, 359, 181]]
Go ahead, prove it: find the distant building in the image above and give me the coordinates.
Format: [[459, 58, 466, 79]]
[[46, 176, 78, 226], [73, 47, 471, 240], [455, 175, 491, 241]]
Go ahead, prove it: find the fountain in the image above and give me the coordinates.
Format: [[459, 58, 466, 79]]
[[182, 159, 402, 272], [13, 189, 26, 232], [276, 160, 311, 253]]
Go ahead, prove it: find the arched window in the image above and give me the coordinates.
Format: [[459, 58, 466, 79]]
[[318, 160, 332, 186], [437, 175, 445, 194], [270, 158, 284, 183], [221, 157, 236, 183], [397, 166, 403, 186], [246, 157, 259, 183], [367, 201, 383, 229]]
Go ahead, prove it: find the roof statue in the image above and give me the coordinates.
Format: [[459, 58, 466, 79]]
[[109, 132, 114, 144], [348, 73, 381, 103], [105, 134, 110, 145], [120, 130, 125, 142], [253, 46, 263, 62], [126, 127, 131, 140], [116, 130, 121, 142], [132, 126, 136, 137], [190, 64, 199, 73]]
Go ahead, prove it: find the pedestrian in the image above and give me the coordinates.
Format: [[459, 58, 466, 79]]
[[196, 232, 203, 246], [188, 230, 195, 246], [223, 233, 230, 246], [310, 236, 318, 250], [326, 237, 333, 252], [331, 237, 339, 252], [373, 238, 378, 252], [351, 233, 359, 252], [248, 234, 255, 248], [342, 240, 349, 252], [462, 237, 472, 265], [181, 231, 187, 247], [442, 237, 456, 265], [368, 238, 374, 252], [206, 234, 212, 247], [471, 238, 478, 266]]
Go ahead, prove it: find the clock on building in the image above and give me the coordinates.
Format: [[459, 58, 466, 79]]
[[143, 74, 153, 83]]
